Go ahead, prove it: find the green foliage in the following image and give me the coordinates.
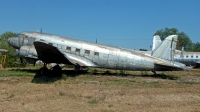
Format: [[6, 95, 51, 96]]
[[104, 70, 111, 74], [119, 70, 125, 75], [140, 71, 148, 75], [154, 27, 193, 51], [88, 98, 99, 104], [88, 96, 106, 104], [192, 42, 200, 52], [0, 32, 22, 67]]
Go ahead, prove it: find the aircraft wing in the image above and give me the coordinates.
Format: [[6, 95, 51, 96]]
[[33, 41, 96, 66], [0, 49, 8, 52]]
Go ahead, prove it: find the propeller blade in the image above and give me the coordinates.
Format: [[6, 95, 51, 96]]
[[12, 51, 19, 56]]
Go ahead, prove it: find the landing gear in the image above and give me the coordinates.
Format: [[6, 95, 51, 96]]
[[51, 65, 62, 77], [74, 65, 81, 72], [37, 63, 62, 77], [151, 70, 158, 76]]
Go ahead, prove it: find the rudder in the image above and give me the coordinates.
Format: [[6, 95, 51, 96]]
[[151, 35, 178, 62]]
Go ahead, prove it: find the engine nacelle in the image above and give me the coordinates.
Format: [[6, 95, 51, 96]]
[[19, 46, 37, 58]]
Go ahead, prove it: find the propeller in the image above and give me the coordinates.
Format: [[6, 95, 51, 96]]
[[12, 49, 19, 56], [12, 49, 24, 64]]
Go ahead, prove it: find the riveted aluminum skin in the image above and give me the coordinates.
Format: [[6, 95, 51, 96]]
[[8, 32, 188, 71]]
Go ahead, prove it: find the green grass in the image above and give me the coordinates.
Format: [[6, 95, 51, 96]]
[[0, 69, 35, 77], [88, 98, 99, 104], [88, 96, 106, 105]]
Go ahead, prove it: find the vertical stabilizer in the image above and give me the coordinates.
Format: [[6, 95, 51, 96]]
[[152, 35, 162, 51], [151, 35, 178, 61]]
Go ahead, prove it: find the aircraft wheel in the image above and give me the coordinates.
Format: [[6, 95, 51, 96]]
[[40, 67, 49, 76], [52, 65, 62, 77]]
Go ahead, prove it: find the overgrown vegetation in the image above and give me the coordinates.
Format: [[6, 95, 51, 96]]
[[0, 32, 27, 67]]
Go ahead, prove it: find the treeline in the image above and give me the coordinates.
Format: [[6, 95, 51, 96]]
[[154, 27, 200, 52], [0, 32, 23, 67]]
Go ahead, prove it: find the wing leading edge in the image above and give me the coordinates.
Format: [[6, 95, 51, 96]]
[[33, 41, 96, 67]]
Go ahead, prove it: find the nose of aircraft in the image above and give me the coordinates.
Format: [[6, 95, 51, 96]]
[[8, 37, 20, 49]]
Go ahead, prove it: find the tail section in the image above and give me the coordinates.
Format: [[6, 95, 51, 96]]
[[152, 35, 162, 51], [151, 35, 178, 61]]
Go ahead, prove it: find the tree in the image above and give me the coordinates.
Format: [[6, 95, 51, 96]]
[[154, 27, 193, 51], [0, 32, 22, 67], [192, 42, 200, 52]]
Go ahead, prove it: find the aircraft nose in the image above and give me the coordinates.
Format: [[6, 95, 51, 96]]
[[8, 37, 20, 49]]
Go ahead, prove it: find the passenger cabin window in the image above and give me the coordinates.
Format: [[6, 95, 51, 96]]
[[85, 50, 90, 55], [197, 56, 199, 58], [40, 39, 45, 41], [94, 52, 99, 56], [186, 55, 188, 58], [66, 46, 71, 50], [191, 55, 193, 58], [75, 48, 80, 52]]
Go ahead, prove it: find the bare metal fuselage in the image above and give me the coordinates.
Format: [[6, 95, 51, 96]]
[[8, 32, 186, 71], [174, 52, 200, 66]]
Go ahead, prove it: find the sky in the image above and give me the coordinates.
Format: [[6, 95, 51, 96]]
[[0, 0, 199, 50]]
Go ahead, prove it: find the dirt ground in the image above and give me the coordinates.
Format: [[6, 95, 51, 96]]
[[0, 68, 200, 112]]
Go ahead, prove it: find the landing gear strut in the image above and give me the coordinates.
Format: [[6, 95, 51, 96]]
[[38, 63, 62, 77], [50, 64, 62, 77], [74, 65, 81, 72], [151, 70, 158, 76]]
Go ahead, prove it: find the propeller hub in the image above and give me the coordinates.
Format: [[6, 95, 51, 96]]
[[8, 37, 20, 49]]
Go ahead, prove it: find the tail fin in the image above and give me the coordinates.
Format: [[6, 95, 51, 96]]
[[152, 35, 161, 51], [151, 35, 178, 61]]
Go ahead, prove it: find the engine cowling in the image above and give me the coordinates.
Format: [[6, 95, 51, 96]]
[[19, 46, 37, 58]]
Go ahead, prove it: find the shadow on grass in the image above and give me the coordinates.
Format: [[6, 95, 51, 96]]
[[92, 72, 178, 80], [31, 70, 89, 84], [9, 68, 39, 73], [9, 68, 178, 83]]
